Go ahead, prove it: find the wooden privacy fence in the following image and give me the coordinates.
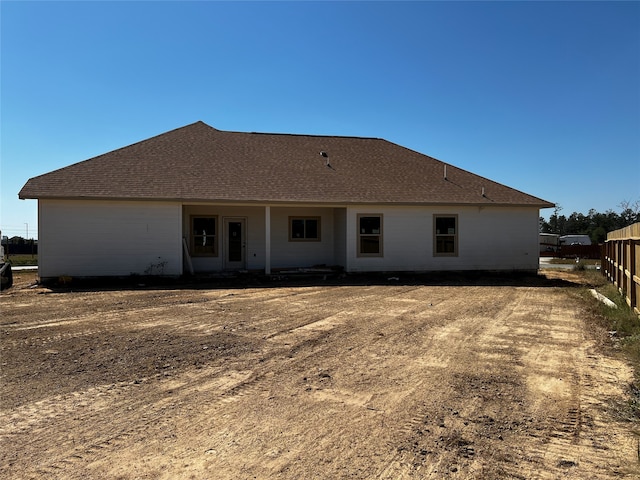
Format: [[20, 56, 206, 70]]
[[602, 222, 640, 316]]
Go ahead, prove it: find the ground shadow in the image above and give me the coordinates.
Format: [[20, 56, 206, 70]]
[[31, 268, 585, 294]]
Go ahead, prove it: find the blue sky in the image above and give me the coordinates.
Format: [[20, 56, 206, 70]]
[[2, 1, 639, 240]]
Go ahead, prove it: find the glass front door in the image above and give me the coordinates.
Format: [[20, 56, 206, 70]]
[[224, 218, 246, 270]]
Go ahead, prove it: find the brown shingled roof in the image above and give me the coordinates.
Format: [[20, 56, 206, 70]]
[[19, 121, 554, 207]]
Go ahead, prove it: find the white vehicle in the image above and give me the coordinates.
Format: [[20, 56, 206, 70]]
[[539, 233, 560, 252], [559, 234, 592, 246]]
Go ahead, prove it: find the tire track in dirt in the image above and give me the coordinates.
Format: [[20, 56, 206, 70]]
[[2, 278, 638, 479], [3, 367, 260, 478], [0, 299, 225, 351], [506, 297, 636, 479], [23, 284, 444, 471], [356, 286, 517, 478], [3, 285, 392, 477], [503, 300, 590, 479], [228, 285, 422, 341], [374, 288, 548, 478], [466, 291, 587, 479]]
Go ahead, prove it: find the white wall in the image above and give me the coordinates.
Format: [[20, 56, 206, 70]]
[[39, 200, 182, 279], [38, 201, 540, 279], [269, 207, 336, 269], [346, 205, 541, 272]]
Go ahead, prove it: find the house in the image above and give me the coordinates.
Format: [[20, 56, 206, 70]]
[[19, 121, 554, 280]]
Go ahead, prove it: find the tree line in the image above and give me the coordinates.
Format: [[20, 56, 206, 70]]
[[2, 236, 37, 245], [540, 200, 640, 244]]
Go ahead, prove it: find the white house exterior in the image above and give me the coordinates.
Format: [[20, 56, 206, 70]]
[[20, 122, 553, 280], [37, 200, 183, 279]]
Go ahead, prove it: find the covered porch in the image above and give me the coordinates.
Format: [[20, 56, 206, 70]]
[[182, 204, 347, 275]]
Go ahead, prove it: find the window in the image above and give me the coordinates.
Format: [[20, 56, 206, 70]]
[[289, 217, 320, 241], [358, 214, 383, 256], [434, 215, 458, 256], [191, 216, 218, 256]]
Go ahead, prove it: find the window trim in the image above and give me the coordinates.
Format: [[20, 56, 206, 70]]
[[357, 214, 383, 257], [433, 214, 458, 257], [288, 216, 321, 242], [191, 215, 219, 257]]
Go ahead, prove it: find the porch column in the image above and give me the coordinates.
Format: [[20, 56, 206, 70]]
[[265, 206, 271, 274]]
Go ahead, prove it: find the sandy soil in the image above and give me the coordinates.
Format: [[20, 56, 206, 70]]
[[1, 271, 638, 479]]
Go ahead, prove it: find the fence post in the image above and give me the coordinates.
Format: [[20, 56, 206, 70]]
[[631, 238, 637, 311], [604, 223, 640, 316], [618, 239, 624, 290]]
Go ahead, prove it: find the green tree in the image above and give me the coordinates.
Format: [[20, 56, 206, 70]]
[[540, 199, 639, 242]]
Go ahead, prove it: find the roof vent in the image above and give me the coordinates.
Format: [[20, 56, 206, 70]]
[[320, 151, 334, 170]]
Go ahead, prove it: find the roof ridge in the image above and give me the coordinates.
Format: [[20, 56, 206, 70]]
[[223, 130, 384, 141]]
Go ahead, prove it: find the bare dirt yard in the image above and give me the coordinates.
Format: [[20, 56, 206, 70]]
[[1, 270, 638, 479]]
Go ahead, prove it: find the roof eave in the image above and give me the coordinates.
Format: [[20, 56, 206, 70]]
[[19, 194, 555, 209]]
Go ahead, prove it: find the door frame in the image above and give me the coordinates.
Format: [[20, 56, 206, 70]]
[[223, 217, 247, 270]]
